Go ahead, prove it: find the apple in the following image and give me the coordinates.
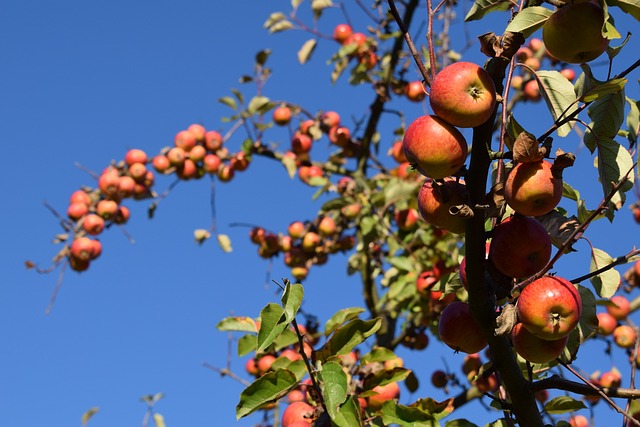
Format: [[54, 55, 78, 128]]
[[542, 2, 609, 64], [462, 353, 482, 375], [429, 61, 496, 128], [230, 152, 249, 172], [187, 145, 206, 163], [333, 24, 353, 44], [67, 202, 89, 220], [96, 199, 119, 219], [321, 111, 341, 129], [114, 206, 130, 224], [524, 56, 541, 71], [569, 414, 588, 427], [523, 79, 541, 101], [438, 301, 488, 354], [417, 178, 469, 235], [128, 162, 147, 181], [341, 203, 362, 219], [288, 221, 306, 239], [117, 175, 136, 198], [297, 165, 323, 184], [404, 80, 426, 102], [504, 160, 563, 217], [69, 256, 90, 272], [489, 214, 551, 279], [318, 216, 337, 237], [510, 75, 524, 90], [403, 115, 468, 179], [152, 155, 171, 173], [431, 370, 448, 388], [516, 47, 533, 61], [535, 389, 549, 403], [517, 276, 582, 340], [560, 68, 576, 81], [389, 140, 407, 163], [167, 147, 186, 167], [511, 322, 568, 363], [174, 129, 197, 152], [282, 401, 314, 427], [203, 154, 221, 174], [633, 205, 640, 224], [82, 214, 105, 236], [367, 381, 400, 411], [384, 356, 404, 369], [301, 232, 321, 253], [273, 105, 292, 126], [599, 370, 621, 388], [596, 312, 618, 336], [245, 358, 259, 376], [205, 130, 223, 151], [257, 354, 277, 375], [344, 32, 368, 54], [176, 158, 197, 180], [613, 324, 637, 348], [416, 271, 438, 298], [607, 295, 631, 320], [70, 237, 97, 261], [395, 208, 419, 231], [475, 373, 499, 393], [69, 190, 91, 206], [124, 148, 147, 166], [287, 388, 307, 403], [328, 126, 351, 147], [98, 173, 120, 197]]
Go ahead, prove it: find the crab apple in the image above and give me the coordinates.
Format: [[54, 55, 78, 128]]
[[167, 147, 186, 167], [395, 208, 419, 231], [367, 381, 400, 411], [273, 105, 292, 126], [328, 125, 351, 147], [560, 68, 577, 82], [476, 373, 499, 393], [70, 237, 96, 261], [69, 256, 90, 272], [298, 165, 323, 184], [389, 140, 407, 163], [333, 23, 353, 44], [282, 401, 314, 427], [288, 221, 306, 239], [82, 214, 105, 235], [174, 129, 197, 151], [600, 370, 622, 388], [176, 158, 197, 180], [114, 206, 130, 224], [245, 358, 259, 376], [67, 202, 89, 220], [301, 232, 321, 253], [523, 79, 541, 101], [404, 80, 426, 102], [128, 162, 147, 182], [613, 325, 637, 348], [542, 2, 609, 64], [152, 155, 171, 173], [516, 46, 533, 61], [431, 370, 448, 388], [633, 205, 640, 224], [517, 276, 582, 340], [217, 164, 235, 182], [201, 154, 221, 174], [249, 227, 265, 244], [511, 322, 569, 363], [416, 271, 438, 298], [321, 111, 341, 129], [438, 301, 488, 354], [230, 152, 249, 172], [187, 144, 206, 163], [98, 173, 120, 197], [429, 61, 497, 128], [569, 414, 589, 427], [124, 148, 147, 166], [510, 75, 524, 90], [344, 32, 368, 54], [596, 312, 618, 336], [607, 295, 631, 320], [257, 354, 277, 375], [318, 216, 337, 237], [528, 37, 544, 52], [462, 353, 482, 375], [535, 389, 549, 404], [287, 388, 307, 403], [69, 190, 91, 206], [117, 175, 136, 198], [489, 214, 551, 279], [504, 160, 563, 217], [417, 178, 468, 235], [96, 199, 119, 219], [291, 133, 312, 154], [204, 130, 223, 151], [338, 235, 355, 251], [280, 348, 303, 362], [403, 115, 468, 179]]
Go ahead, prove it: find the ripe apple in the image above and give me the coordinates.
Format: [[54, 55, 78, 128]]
[[301, 232, 321, 253], [98, 173, 120, 197], [204, 130, 223, 151], [67, 202, 89, 220], [613, 324, 637, 348], [475, 373, 499, 393], [568, 414, 588, 427], [96, 199, 119, 219], [69, 190, 91, 206], [82, 214, 105, 236], [297, 165, 323, 184], [281, 401, 314, 427], [128, 162, 147, 181], [404, 80, 426, 102], [257, 354, 277, 375], [596, 312, 618, 336], [528, 37, 544, 52], [524, 57, 541, 71], [542, 2, 609, 64], [599, 370, 621, 388], [431, 370, 448, 388], [417, 178, 469, 235], [117, 175, 136, 198], [273, 105, 292, 126], [341, 203, 362, 219], [333, 24, 353, 44], [438, 301, 488, 354], [203, 154, 221, 174], [187, 144, 206, 163], [152, 155, 171, 173], [504, 160, 563, 217], [607, 295, 631, 320], [462, 353, 482, 375], [517, 276, 582, 340], [328, 125, 351, 147], [489, 214, 551, 279], [395, 208, 419, 231], [403, 115, 468, 179], [344, 32, 368, 54], [69, 256, 90, 272], [317, 216, 337, 237], [429, 61, 496, 128], [560, 68, 576, 81], [511, 322, 568, 363], [124, 148, 147, 166], [416, 270, 438, 298], [321, 111, 341, 129], [167, 147, 186, 167], [367, 381, 400, 411], [389, 140, 407, 163], [114, 205, 130, 224], [288, 221, 306, 239], [70, 237, 97, 261], [245, 358, 259, 376], [523, 79, 541, 101], [510, 75, 524, 90]]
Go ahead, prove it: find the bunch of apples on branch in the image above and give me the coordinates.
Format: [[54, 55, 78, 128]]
[[30, 0, 640, 426]]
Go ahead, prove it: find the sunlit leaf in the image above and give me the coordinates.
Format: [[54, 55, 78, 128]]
[[504, 6, 553, 38], [236, 369, 298, 419], [359, 346, 398, 365], [543, 396, 586, 414], [465, 0, 511, 21], [153, 413, 166, 427], [217, 234, 232, 252], [318, 362, 349, 423], [217, 316, 258, 333], [379, 400, 439, 426], [281, 282, 303, 324], [247, 96, 271, 115], [238, 334, 257, 357], [535, 70, 578, 137], [81, 407, 100, 426], [298, 39, 317, 64], [257, 303, 288, 353], [608, 0, 640, 20], [325, 307, 365, 336], [589, 248, 621, 298], [316, 318, 381, 361]]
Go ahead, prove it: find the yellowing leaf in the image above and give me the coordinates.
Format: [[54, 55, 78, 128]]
[[81, 407, 99, 426]]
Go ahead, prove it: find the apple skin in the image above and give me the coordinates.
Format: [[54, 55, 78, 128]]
[[417, 178, 469, 235], [403, 115, 468, 179], [517, 276, 582, 340], [367, 381, 400, 411], [523, 79, 541, 101], [281, 401, 314, 427], [613, 324, 637, 348], [505, 160, 563, 217], [438, 301, 488, 354], [542, 2, 609, 64], [489, 214, 551, 279], [429, 61, 497, 128], [606, 295, 631, 320], [596, 312, 618, 336], [404, 80, 426, 102], [511, 322, 568, 363]]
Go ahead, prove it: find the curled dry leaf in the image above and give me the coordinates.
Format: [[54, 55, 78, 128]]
[[551, 150, 576, 179], [449, 204, 475, 218], [495, 304, 518, 336], [501, 32, 526, 60], [485, 181, 506, 219], [478, 32, 500, 57], [512, 131, 546, 163]]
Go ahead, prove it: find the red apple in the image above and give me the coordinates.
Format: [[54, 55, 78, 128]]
[[599, 370, 621, 388], [174, 129, 197, 152], [67, 202, 89, 220], [367, 381, 400, 411], [517, 276, 582, 340], [282, 401, 314, 426], [333, 24, 353, 44], [317, 216, 337, 237], [96, 199, 119, 219], [403, 115, 468, 179], [431, 370, 448, 388], [596, 312, 618, 336], [416, 270, 438, 298], [429, 61, 496, 128], [124, 148, 147, 166], [568, 414, 589, 427], [245, 358, 259, 376], [504, 160, 563, 217], [297, 165, 323, 184], [560, 68, 576, 82], [70, 237, 97, 261], [395, 208, 419, 231], [607, 295, 631, 320], [321, 111, 341, 129], [98, 173, 120, 197], [389, 140, 407, 163], [288, 221, 306, 239], [273, 105, 292, 126], [523, 79, 541, 101], [511, 322, 568, 363], [613, 325, 637, 348], [438, 301, 488, 354], [82, 214, 105, 236], [417, 178, 468, 235], [204, 130, 223, 151], [462, 353, 482, 375], [152, 155, 171, 173], [114, 205, 130, 224], [404, 80, 426, 102], [187, 124, 206, 142]]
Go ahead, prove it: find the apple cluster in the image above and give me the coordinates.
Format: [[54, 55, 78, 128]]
[[332, 23, 378, 72]]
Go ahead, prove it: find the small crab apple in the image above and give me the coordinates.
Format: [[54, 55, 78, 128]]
[[217, 164, 235, 182], [128, 162, 147, 181], [328, 125, 351, 147], [438, 301, 488, 354], [83, 214, 105, 236], [516, 46, 533, 61], [523, 79, 541, 101], [318, 216, 337, 237], [176, 158, 197, 180], [167, 147, 186, 167], [416, 270, 438, 298], [69, 256, 90, 272], [333, 23, 353, 44], [282, 401, 314, 427], [597, 312, 618, 336], [367, 381, 400, 411], [517, 275, 582, 340], [528, 37, 544, 52], [98, 173, 120, 197], [404, 80, 426, 102], [203, 154, 221, 174], [560, 68, 576, 81], [245, 358, 259, 376], [568, 414, 589, 427], [344, 32, 368, 54], [273, 105, 292, 126], [510, 75, 524, 90], [395, 208, 419, 231], [69, 190, 91, 206], [321, 111, 341, 129], [67, 202, 89, 220], [403, 115, 468, 179], [341, 202, 362, 219], [613, 325, 637, 348], [607, 295, 631, 320], [298, 165, 323, 184], [204, 130, 223, 151], [429, 61, 497, 128], [288, 221, 306, 239], [96, 199, 119, 219], [70, 237, 97, 262], [389, 140, 407, 163], [124, 148, 147, 166], [504, 160, 563, 217], [152, 155, 171, 173], [230, 152, 250, 172], [301, 232, 321, 253], [431, 370, 448, 388], [187, 124, 206, 142], [291, 132, 313, 154], [417, 178, 469, 235], [524, 56, 541, 71], [462, 353, 482, 375], [187, 144, 206, 163], [511, 322, 569, 363], [257, 354, 277, 375], [117, 175, 136, 198], [114, 205, 130, 224], [600, 370, 622, 388], [174, 129, 197, 151]]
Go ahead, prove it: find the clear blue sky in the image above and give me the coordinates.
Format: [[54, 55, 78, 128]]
[[1, 1, 639, 426]]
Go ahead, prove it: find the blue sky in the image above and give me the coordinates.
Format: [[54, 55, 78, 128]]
[[1, 1, 639, 426]]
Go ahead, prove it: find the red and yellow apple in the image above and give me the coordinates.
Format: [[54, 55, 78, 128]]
[[504, 160, 563, 217]]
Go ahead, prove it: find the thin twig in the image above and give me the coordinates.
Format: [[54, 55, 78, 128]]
[[388, 0, 431, 87], [45, 260, 68, 315], [571, 248, 640, 284], [203, 362, 251, 387]]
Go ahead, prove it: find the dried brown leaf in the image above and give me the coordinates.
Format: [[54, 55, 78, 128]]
[[512, 131, 545, 163]]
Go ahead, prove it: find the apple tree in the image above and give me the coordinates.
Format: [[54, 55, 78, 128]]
[[30, 0, 640, 426]]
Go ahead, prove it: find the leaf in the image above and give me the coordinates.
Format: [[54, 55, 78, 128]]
[[359, 346, 398, 365], [543, 396, 586, 414], [298, 39, 317, 64], [325, 307, 365, 336], [535, 70, 579, 137], [446, 420, 479, 427], [589, 248, 621, 298], [595, 136, 635, 215], [256, 303, 288, 353], [194, 229, 211, 245], [504, 6, 553, 39], [512, 130, 544, 162], [465, 0, 512, 21], [583, 89, 626, 152], [331, 396, 364, 427], [281, 154, 297, 178], [271, 358, 307, 381], [318, 362, 349, 422], [362, 367, 412, 391], [626, 96, 640, 144], [579, 78, 627, 103], [281, 282, 303, 323], [236, 369, 298, 419], [247, 96, 271, 115], [535, 210, 580, 252], [217, 234, 232, 252], [263, 13, 293, 33], [153, 413, 166, 427], [379, 400, 439, 426], [237, 334, 257, 356], [81, 407, 100, 426], [316, 318, 381, 361], [608, 0, 640, 20], [218, 96, 237, 110], [216, 316, 258, 333]]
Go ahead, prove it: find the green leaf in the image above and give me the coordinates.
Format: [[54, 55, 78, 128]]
[[464, 0, 511, 21], [217, 233, 232, 252], [218, 96, 237, 110], [608, 0, 640, 20], [318, 362, 349, 421], [298, 39, 317, 64], [359, 346, 398, 365], [589, 248, 621, 298], [81, 407, 100, 426], [384, 180, 420, 205], [332, 396, 364, 427], [325, 307, 365, 336], [217, 316, 258, 333], [579, 78, 627, 103], [236, 369, 298, 419], [543, 396, 586, 414], [272, 358, 307, 381], [535, 70, 579, 137], [380, 400, 439, 426], [360, 216, 377, 237], [316, 318, 381, 361], [362, 367, 412, 391], [595, 136, 635, 215], [311, 0, 333, 19], [281, 154, 297, 179], [504, 6, 553, 39], [273, 328, 299, 351], [626, 96, 640, 144], [257, 303, 288, 353], [247, 96, 271, 115], [583, 90, 626, 152], [387, 255, 416, 272], [281, 282, 303, 323], [237, 334, 257, 356], [446, 420, 479, 427]]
